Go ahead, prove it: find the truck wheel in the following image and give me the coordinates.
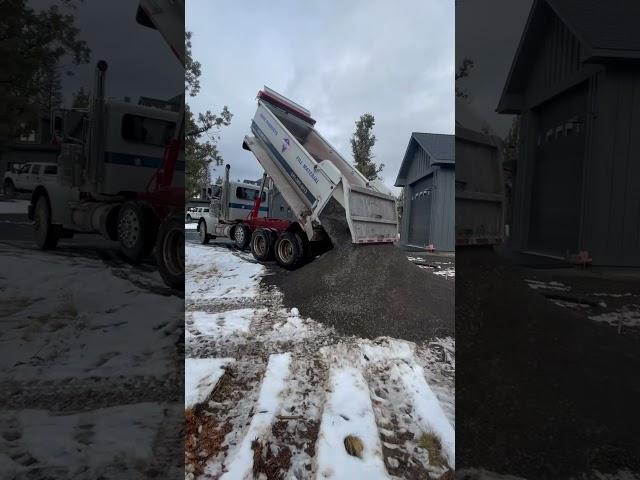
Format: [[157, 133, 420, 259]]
[[233, 224, 251, 250], [4, 180, 15, 199], [156, 214, 184, 290], [274, 232, 304, 270], [250, 228, 274, 261], [198, 219, 210, 245], [33, 195, 60, 250], [118, 201, 154, 262]]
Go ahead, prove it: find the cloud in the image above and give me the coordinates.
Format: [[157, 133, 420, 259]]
[[187, 0, 454, 189]]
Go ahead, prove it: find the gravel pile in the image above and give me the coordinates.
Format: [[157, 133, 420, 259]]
[[265, 200, 454, 341]]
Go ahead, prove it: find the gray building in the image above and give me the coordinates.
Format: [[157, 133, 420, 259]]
[[394, 132, 455, 251], [498, 0, 640, 266]]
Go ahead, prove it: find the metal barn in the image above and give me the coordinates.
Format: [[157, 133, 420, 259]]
[[498, 0, 640, 266], [395, 133, 455, 251]]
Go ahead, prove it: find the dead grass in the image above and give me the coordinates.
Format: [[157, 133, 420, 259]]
[[419, 431, 448, 469], [251, 439, 292, 480], [184, 408, 232, 477]]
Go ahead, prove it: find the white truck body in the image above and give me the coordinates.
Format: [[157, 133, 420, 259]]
[[244, 87, 398, 244]]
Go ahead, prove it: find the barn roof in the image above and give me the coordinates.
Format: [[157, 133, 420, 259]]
[[394, 132, 454, 187], [497, 0, 640, 114]]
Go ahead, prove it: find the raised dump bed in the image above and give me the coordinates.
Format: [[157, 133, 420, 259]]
[[243, 87, 398, 248]]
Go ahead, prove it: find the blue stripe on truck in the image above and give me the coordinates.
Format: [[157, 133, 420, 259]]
[[104, 152, 185, 172], [229, 202, 268, 212], [250, 120, 317, 205]]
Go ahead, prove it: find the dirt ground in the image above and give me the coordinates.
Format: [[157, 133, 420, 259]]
[[455, 247, 640, 478], [264, 199, 454, 342]]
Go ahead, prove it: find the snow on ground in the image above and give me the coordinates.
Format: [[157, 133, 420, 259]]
[[433, 268, 455, 278], [0, 242, 183, 477], [186, 243, 264, 302], [220, 353, 291, 480], [589, 305, 640, 330], [0, 244, 182, 381], [185, 223, 198, 230], [185, 242, 455, 479], [189, 308, 261, 337], [524, 279, 571, 291], [0, 199, 29, 214], [185, 358, 235, 409], [316, 367, 389, 479]]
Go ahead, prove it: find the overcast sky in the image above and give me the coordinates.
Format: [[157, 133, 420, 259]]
[[456, 0, 533, 136], [186, 0, 454, 190], [32, 0, 182, 108]]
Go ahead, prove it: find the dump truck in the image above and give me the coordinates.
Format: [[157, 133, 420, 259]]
[[28, 0, 186, 289], [199, 87, 398, 269]]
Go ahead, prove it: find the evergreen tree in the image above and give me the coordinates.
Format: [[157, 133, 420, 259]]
[[350, 113, 383, 181]]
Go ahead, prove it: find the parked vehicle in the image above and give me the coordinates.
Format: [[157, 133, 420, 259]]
[[28, 0, 186, 289], [3, 162, 58, 198], [197, 87, 398, 269], [186, 206, 209, 222]]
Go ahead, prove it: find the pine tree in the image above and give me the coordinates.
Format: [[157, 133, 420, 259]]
[[350, 113, 383, 181]]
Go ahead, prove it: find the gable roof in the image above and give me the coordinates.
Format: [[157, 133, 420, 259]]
[[394, 132, 454, 187], [497, 0, 640, 114]]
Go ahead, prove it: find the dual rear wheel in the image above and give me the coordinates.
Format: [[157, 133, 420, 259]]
[[248, 228, 306, 270]]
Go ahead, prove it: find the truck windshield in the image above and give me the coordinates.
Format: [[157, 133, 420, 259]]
[[121, 114, 176, 147]]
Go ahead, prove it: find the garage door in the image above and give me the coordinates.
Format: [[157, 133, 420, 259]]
[[528, 82, 588, 255], [408, 175, 433, 246]]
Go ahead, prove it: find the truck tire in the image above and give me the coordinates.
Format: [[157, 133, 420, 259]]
[[274, 231, 305, 270], [198, 219, 210, 244], [156, 214, 184, 290], [118, 201, 155, 262], [4, 180, 16, 199], [33, 195, 60, 250], [233, 224, 251, 250], [250, 228, 274, 261]]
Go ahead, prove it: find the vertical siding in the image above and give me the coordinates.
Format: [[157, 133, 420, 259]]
[[525, 7, 583, 106], [584, 68, 640, 265], [432, 166, 455, 251], [406, 146, 430, 185]]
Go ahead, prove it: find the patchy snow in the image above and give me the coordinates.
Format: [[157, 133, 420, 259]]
[[189, 309, 261, 337], [589, 305, 640, 329], [185, 358, 234, 409], [0, 199, 29, 214], [434, 267, 455, 278], [0, 244, 182, 381], [184, 242, 455, 478], [220, 353, 291, 480], [1, 403, 164, 477], [186, 244, 264, 302], [185, 223, 198, 230], [524, 279, 571, 291], [316, 367, 389, 479], [394, 360, 455, 466]]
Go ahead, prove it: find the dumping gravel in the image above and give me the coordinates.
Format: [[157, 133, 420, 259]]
[[264, 200, 454, 341]]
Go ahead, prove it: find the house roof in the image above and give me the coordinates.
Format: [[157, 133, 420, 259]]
[[497, 0, 640, 114], [394, 132, 454, 187]]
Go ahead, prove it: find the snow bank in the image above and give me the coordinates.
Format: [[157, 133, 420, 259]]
[[185, 358, 234, 409]]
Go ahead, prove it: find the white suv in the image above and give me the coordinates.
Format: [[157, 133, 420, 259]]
[[186, 206, 209, 222], [3, 162, 58, 198]]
